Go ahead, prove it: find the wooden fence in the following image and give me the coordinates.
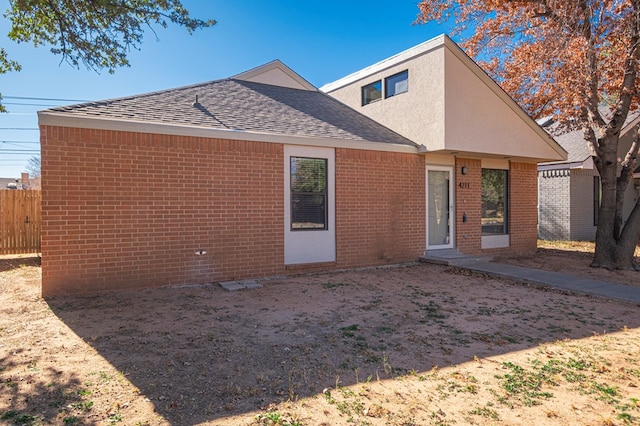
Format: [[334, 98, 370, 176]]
[[0, 190, 41, 255]]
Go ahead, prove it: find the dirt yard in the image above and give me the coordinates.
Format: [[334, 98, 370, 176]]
[[1, 243, 639, 426]]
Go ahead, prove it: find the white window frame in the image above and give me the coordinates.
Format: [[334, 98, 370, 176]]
[[284, 146, 336, 264]]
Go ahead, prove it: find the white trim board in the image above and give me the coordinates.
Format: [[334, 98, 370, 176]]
[[38, 111, 418, 154]]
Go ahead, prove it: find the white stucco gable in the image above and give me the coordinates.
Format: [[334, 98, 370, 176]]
[[322, 34, 567, 163], [442, 38, 566, 162], [232, 60, 317, 91]]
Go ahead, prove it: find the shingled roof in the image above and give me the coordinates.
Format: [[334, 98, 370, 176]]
[[540, 110, 640, 165], [551, 128, 593, 164], [44, 78, 416, 147]]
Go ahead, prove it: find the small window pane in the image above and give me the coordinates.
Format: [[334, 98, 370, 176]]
[[385, 70, 408, 98], [291, 157, 328, 230], [481, 169, 508, 235], [362, 80, 382, 105]]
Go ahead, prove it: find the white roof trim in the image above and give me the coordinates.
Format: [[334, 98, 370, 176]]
[[321, 34, 566, 162], [622, 113, 640, 136], [320, 35, 446, 93], [38, 111, 417, 154], [538, 157, 594, 171]]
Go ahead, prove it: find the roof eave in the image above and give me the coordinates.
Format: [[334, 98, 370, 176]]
[[321, 34, 567, 163], [320, 34, 446, 93], [538, 157, 594, 171], [621, 113, 640, 136], [37, 111, 418, 154]]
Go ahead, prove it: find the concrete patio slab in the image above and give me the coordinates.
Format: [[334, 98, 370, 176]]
[[218, 279, 263, 291]]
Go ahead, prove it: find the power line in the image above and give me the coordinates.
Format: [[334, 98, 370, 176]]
[[1, 141, 40, 144], [0, 150, 40, 153], [3, 95, 91, 102], [0, 128, 39, 130], [0, 142, 40, 150], [3, 102, 62, 107]]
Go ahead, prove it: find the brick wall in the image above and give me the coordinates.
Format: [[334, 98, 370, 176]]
[[570, 169, 598, 241], [41, 125, 541, 296], [455, 158, 482, 254], [508, 162, 538, 253], [41, 127, 427, 296], [538, 169, 571, 240], [455, 159, 538, 255], [335, 148, 425, 267], [41, 126, 285, 296]]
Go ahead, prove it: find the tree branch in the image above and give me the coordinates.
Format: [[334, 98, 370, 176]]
[[609, 0, 640, 136]]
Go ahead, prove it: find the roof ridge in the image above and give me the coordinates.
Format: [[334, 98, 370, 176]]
[[47, 78, 234, 111]]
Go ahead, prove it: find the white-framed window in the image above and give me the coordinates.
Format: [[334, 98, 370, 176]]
[[361, 80, 382, 105], [481, 168, 508, 235], [385, 70, 408, 98], [290, 157, 328, 231], [284, 146, 336, 265]]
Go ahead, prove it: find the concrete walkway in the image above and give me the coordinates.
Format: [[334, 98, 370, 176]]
[[465, 261, 640, 304], [421, 250, 640, 304]]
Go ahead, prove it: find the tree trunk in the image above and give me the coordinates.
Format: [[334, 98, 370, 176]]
[[614, 200, 640, 270], [591, 134, 640, 270], [592, 133, 618, 269]]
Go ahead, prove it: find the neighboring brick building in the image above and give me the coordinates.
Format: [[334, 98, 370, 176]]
[[39, 35, 566, 296], [538, 114, 640, 241]]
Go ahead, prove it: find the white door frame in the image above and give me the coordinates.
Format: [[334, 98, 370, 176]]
[[426, 165, 455, 250], [284, 145, 336, 265]]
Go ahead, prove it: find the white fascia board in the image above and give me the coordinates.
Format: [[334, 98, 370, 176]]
[[538, 159, 592, 171], [621, 113, 640, 136], [37, 111, 418, 154], [320, 34, 447, 93]]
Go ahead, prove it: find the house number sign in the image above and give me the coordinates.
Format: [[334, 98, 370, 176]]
[[458, 182, 470, 189]]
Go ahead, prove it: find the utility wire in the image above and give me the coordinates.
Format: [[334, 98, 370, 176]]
[[3, 95, 90, 102], [3, 102, 62, 107], [0, 149, 40, 155], [0, 140, 40, 144], [0, 128, 39, 130]]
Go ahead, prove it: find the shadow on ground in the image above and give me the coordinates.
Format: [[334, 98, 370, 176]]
[[0, 255, 40, 273], [44, 263, 640, 425], [0, 354, 87, 425]]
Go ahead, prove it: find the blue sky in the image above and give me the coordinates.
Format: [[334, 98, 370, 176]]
[[0, 0, 451, 178]]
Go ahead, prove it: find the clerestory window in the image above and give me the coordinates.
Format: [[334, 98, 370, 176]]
[[385, 70, 408, 98], [361, 80, 382, 106]]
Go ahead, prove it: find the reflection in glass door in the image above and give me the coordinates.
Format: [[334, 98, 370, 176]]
[[427, 167, 453, 249]]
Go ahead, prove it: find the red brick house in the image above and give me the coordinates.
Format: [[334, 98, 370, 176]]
[[39, 35, 565, 296]]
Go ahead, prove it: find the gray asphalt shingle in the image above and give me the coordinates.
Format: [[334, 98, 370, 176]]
[[47, 79, 416, 147], [542, 110, 640, 164]]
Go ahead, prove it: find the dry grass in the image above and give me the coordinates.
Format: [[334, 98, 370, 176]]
[[1, 243, 639, 425], [537, 240, 640, 257]]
